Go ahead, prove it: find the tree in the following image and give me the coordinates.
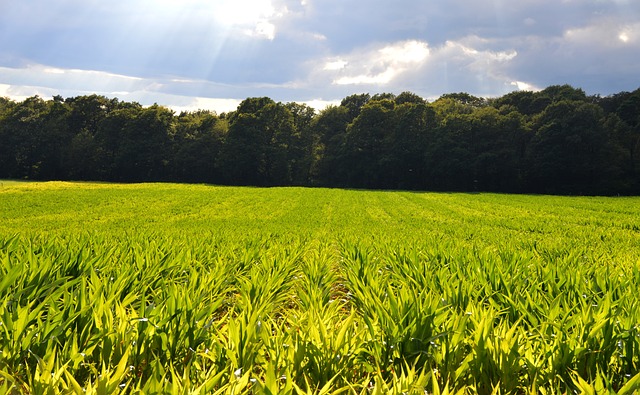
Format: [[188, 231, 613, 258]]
[[311, 105, 351, 186], [424, 99, 475, 191], [371, 92, 396, 102], [64, 95, 117, 180], [284, 102, 316, 185], [395, 91, 426, 106], [340, 93, 371, 121], [525, 100, 613, 194], [219, 97, 298, 186], [260, 102, 299, 185], [342, 99, 396, 188], [92, 102, 173, 182], [439, 92, 486, 107], [0, 87, 637, 194], [493, 90, 541, 116], [0, 96, 72, 180], [608, 89, 640, 192], [0, 96, 14, 117], [89, 103, 134, 180], [0, 97, 15, 178], [539, 84, 588, 103], [118, 104, 174, 182], [383, 100, 434, 189], [466, 106, 527, 192], [219, 111, 265, 185], [65, 95, 114, 136], [171, 110, 227, 184]]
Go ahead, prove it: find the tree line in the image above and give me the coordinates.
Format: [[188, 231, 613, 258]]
[[1, 85, 639, 195]]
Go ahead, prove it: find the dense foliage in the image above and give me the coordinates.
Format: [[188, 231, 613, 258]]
[[1, 85, 639, 194], [1, 182, 640, 393]]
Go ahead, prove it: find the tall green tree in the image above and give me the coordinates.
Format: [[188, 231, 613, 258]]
[[439, 92, 486, 107], [64, 95, 117, 180], [91, 102, 173, 182], [171, 110, 227, 184], [285, 102, 316, 185], [117, 104, 174, 182], [395, 91, 426, 106], [526, 100, 614, 194], [260, 102, 299, 185], [90, 102, 142, 180], [467, 106, 528, 192], [340, 93, 371, 121], [0, 96, 72, 180], [382, 99, 434, 189], [342, 99, 396, 188], [310, 105, 351, 186], [493, 90, 543, 116], [425, 97, 476, 190], [220, 98, 298, 186], [607, 89, 640, 192]]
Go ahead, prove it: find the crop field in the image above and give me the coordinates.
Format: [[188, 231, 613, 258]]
[[1, 182, 640, 394]]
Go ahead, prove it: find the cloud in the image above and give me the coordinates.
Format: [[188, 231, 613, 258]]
[[0, 62, 338, 113], [302, 98, 341, 110], [0, 64, 237, 112], [244, 21, 277, 40], [165, 97, 242, 114], [500, 16, 640, 93], [279, 0, 640, 97], [324, 60, 348, 71], [0, 0, 297, 81], [0, 64, 145, 94], [329, 41, 431, 85], [1, 0, 639, 108], [564, 18, 639, 48], [310, 37, 522, 97]]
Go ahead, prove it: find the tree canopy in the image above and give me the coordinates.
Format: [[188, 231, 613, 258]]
[[1, 85, 639, 195]]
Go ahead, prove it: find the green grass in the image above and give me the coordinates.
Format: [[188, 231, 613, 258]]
[[1, 181, 639, 394], [0, 180, 31, 188]]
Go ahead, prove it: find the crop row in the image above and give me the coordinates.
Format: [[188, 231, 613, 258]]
[[1, 230, 639, 394]]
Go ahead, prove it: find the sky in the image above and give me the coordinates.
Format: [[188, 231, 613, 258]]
[[0, 0, 639, 113]]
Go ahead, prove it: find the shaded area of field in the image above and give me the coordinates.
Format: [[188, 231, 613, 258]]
[[1, 182, 639, 394]]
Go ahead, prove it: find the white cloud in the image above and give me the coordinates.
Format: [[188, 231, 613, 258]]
[[301, 98, 341, 110], [244, 21, 277, 40], [563, 19, 640, 48], [0, 64, 146, 94], [618, 25, 638, 44], [334, 71, 396, 86], [0, 83, 46, 102], [0, 80, 243, 114], [441, 39, 517, 73], [43, 68, 66, 74], [380, 40, 431, 63], [0, 64, 246, 113], [133, 0, 283, 41], [324, 60, 348, 71], [311, 37, 520, 97], [207, 0, 294, 41], [510, 81, 540, 91], [214, 0, 277, 26], [327, 40, 430, 86]]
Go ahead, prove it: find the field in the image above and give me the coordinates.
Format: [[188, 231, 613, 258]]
[[1, 182, 639, 394]]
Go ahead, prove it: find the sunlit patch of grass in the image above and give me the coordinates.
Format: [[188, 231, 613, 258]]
[[1, 182, 640, 393]]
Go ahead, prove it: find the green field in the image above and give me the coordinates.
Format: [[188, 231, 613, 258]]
[[1, 182, 639, 394]]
